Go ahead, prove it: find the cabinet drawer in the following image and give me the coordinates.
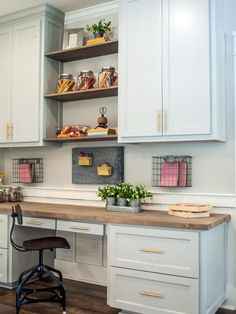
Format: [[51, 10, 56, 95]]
[[0, 248, 8, 283], [20, 217, 56, 230], [109, 225, 199, 278], [0, 214, 8, 248], [57, 220, 104, 236], [109, 267, 198, 314]]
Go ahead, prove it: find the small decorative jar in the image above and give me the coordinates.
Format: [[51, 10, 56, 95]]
[[0, 189, 7, 202], [77, 70, 96, 90], [8, 186, 23, 202], [98, 67, 118, 88], [57, 74, 75, 93]]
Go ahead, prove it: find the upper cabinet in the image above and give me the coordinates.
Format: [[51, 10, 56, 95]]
[[0, 5, 64, 147], [118, 0, 226, 143]]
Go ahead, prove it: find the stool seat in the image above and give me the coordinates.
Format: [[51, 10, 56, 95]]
[[23, 236, 70, 251]]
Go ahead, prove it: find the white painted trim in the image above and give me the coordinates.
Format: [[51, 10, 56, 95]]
[[21, 186, 236, 208], [65, 0, 119, 25]]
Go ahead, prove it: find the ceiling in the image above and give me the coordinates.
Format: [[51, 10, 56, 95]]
[[0, 0, 112, 16]]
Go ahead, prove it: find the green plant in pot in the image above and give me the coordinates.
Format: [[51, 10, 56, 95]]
[[86, 18, 111, 38], [128, 185, 153, 208], [116, 182, 132, 206], [97, 185, 118, 206]]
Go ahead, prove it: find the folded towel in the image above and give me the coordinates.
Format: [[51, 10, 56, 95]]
[[19, 163, 33, 183]]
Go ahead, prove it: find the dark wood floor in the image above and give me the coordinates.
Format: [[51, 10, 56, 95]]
[[0, 278, 234, 314]]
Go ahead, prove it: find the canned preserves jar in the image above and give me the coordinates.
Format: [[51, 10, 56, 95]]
[[57, 74, 75, 93], [77, 70, 96, 90], [98, 67, 118, 88]]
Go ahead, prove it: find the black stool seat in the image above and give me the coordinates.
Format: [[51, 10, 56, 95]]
[[23, 236, 70, 251]]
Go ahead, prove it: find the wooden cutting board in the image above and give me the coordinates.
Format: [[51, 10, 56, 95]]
[[169, 210, 210, 218], [169, 204, 213, 213]]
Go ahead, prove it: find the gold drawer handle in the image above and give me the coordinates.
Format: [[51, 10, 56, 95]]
[[138, 290, 163, 298], [25, 221, 42, 226], [69, 226, 90, 231], [139, 248, 164, 254]]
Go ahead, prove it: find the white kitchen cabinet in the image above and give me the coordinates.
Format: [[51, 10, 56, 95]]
[[118, 0, 226, 143], [108, 224, 227, 314], [0, 249, 8, 283], [0, 214, 8, 249], [0, 5, 64, 147]]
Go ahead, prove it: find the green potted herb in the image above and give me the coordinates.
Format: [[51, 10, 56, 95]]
[[97, 185, 118, 206], [86, 18, 111, 38], [128, 185, 153, 208], [116, 182, 132, 206]]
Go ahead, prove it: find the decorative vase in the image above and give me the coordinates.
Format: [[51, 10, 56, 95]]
[[117, 197, 127, 206], [129, 199, 141, 208], [106, 197, 116, 206]]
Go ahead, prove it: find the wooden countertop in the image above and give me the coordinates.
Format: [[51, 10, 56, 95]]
[[0, 202, 230, 230]]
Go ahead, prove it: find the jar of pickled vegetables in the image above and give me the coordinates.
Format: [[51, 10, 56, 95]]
[[57, 74, 75, 93], [98, 67, 118, 88], [77, 70, 96, 90]]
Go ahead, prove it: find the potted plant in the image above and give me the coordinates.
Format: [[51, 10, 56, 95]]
[[86, 18, 111, 39], [128, 185, 153, 208], [97, 185, 118, 206], [116, 182, 132, 206]]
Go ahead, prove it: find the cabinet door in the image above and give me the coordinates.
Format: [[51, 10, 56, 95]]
[[162, 0, 211, 136], [11, 20, 41, 143], [0, 248, 8, 283], [0, 28, 12, 143], [0, 215, 8, 249], [119, 0, 162, 138]]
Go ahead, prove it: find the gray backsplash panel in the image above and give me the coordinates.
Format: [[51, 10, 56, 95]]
[[72, 147, 124, 184]]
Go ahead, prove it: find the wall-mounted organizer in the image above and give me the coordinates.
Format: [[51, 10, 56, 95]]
[[152, 155, 192, 187], [12, 158, 43, 183], [72, 147, 124, 184]]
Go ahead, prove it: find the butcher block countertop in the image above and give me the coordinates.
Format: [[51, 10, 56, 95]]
[[0, 202, 230, 230]]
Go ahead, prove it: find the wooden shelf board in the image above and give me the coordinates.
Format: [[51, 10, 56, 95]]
[[44, 86, 118, 102], [44, 134, 118, 143], [45, 40, 118, 62]]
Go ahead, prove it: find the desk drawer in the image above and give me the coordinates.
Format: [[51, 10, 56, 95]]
[[109, 225, 199, 278], [109, 267, 198, 314], [57, 220, 104, 236], [21, 217, 56, 230]]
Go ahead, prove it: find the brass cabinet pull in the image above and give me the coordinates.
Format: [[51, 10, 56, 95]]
[[138, 290, 163, 298], [6, 123, 10, 140], [25, 220, 42, 225], [157, 110, 161, 133], [10, 123, 13, 140], [139, 248, 164, 254], [69, 226, 90, 231]]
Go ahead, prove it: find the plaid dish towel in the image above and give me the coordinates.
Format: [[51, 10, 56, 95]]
[[160, 162, 178, 186], [19, 163, 33, 183]]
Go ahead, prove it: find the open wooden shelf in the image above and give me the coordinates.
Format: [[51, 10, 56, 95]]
[[45, 40, 118, 62], [44, 86, 118, 102], [44, 134, 118, 143]]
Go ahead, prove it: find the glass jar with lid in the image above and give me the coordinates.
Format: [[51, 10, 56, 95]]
[[57, 74, 75, 93], [98, 67, 118, 88], [77, 70, 96, 90]]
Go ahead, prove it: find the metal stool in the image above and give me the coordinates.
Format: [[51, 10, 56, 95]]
[[10, 204, 70, 314]]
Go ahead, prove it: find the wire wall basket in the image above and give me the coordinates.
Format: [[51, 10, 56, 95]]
[[12, 158, 44, 184], [152, 155, 192, 187]]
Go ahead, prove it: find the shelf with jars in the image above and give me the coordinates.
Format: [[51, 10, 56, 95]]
[[44, 37, 118, 143]]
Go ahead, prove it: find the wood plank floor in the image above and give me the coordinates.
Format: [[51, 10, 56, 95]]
[[0, 278, 234, 314]]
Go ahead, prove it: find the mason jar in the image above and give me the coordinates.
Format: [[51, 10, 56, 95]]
[[77, 70, 96, 90], [57, 74, 75, 93], [98, 67, 118, 88]]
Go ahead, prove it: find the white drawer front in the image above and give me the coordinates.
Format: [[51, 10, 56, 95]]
[[109, 225, 199, 278], [0, 248, 8, 283], [0, 214, 8, 249], [57, 220, 104, 236], [109, 267, 198, 314], [20, 217, 56, 230]]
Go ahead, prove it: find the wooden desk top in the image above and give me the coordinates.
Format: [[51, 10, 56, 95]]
[[0, 202, 230, 230]]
